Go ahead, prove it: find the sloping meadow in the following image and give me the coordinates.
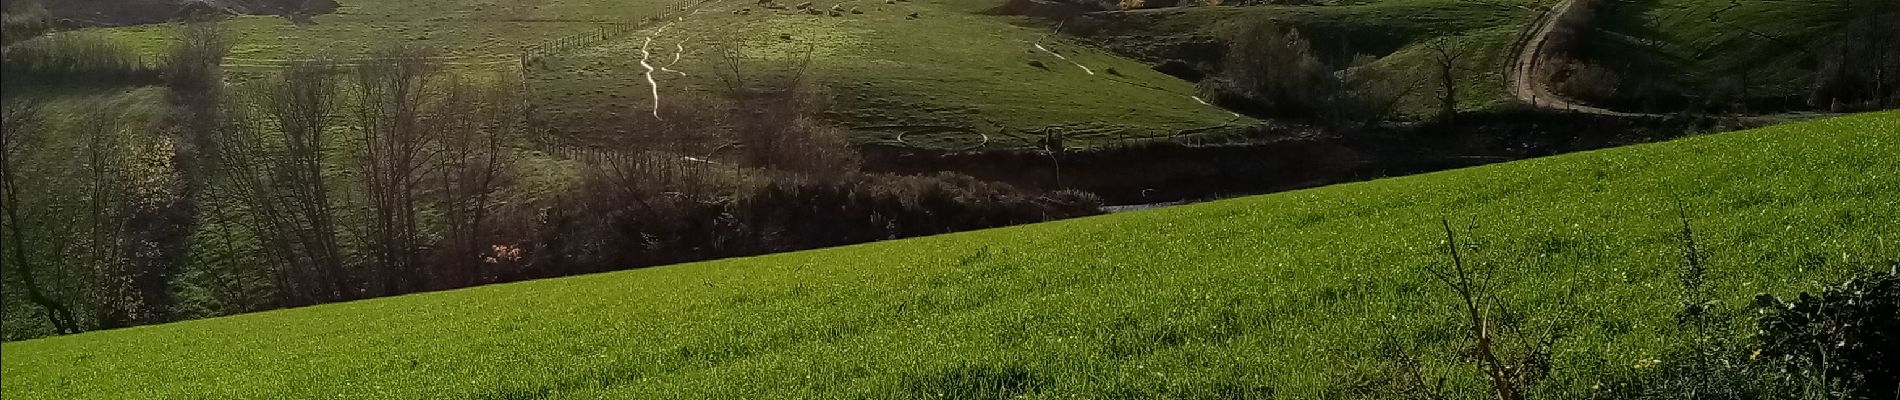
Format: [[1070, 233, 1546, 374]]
[[3, 111, 1896, 398]]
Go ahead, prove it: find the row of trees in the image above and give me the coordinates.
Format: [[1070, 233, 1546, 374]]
[[4, 30, 1102, 338], [212, 46, 523, 305], [1811, 0, 1900, 110]]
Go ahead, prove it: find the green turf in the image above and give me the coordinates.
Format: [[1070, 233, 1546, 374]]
[[4, 111, 1894, 399]]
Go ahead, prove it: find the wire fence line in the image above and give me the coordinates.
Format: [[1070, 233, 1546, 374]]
[[519, 23, 644, 66]]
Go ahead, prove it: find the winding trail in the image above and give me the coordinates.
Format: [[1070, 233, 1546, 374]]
[[1507, 0, 1653, 117], [661, 39, 690, 76], [1504, 0, 1845, 122], [639, 27, 666, 119], [1034, 42, 1095, 75], [1022, 23, 1244, 141]]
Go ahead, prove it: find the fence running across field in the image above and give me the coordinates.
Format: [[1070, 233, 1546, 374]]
[[519, 24, 644, 67]]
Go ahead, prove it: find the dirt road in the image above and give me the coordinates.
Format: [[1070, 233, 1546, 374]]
[[1507, 0, 1653, 117]]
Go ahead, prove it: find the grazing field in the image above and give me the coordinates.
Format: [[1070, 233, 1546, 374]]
[[4, 111, 1894, 399], [85, 0, 676, 59], [1077, 0, 1552, 118], [82, 0, 1251, 150], [526, 0, 1250, 149]]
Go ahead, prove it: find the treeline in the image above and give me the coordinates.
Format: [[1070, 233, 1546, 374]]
[[1810, 0, 1900, 111], [1, 29, 1100, 339]]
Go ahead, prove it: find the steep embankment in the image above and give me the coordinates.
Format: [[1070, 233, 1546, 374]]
[[5, 111, 1894, 399]]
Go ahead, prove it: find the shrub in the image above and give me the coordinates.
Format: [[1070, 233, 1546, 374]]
[[1553, 60, 1620, 104], [1198, 22, 1338, 119], [736, 172, 1102, 252], [1, 1, 50, 47], [715, 47, 860, 181], [1595, 267, 1898, 400], [1752, 268, 1899, 400], [1151, 59, 1204, 81], [0, 32, 157, 86]]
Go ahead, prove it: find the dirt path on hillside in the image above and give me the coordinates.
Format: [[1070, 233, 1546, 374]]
[[1507, 0, 1655, 118]]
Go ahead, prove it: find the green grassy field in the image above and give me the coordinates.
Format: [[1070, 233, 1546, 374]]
[[75, 0, 1251, 150], [1587, 0, 1855, 101], [4, 111, 1893, 399], [86, 0, 676, 59], [528, 0, 1250, 149]]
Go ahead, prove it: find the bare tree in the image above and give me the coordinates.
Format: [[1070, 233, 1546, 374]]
[[1337, 56, 1423, 133], [1, 99, 146, 335], [1814, 0, 1900, 110], [430, 75, 521, 288], [267, 60, 349, 300], [1425, 38, 1468, 124], [1423, 219, 1567, 400], [715, 45, 858, 180], [76, 105, 138, 328], [0, 101, 80, 334], [352, 44, 440, 295], [215, 60, 352, 306], [1197, 22, 1338, 118]]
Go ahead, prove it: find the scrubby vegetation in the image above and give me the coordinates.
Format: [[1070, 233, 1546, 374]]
[[1, 32, 157, 86]]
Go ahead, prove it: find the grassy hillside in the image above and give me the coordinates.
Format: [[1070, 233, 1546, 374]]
[[5, 111, 1894, 399], [1076, 0, 1551, 117], [77, 0, 1250, 150], [1584, 0, 1855, 104], [81, 0, 675, 59]]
